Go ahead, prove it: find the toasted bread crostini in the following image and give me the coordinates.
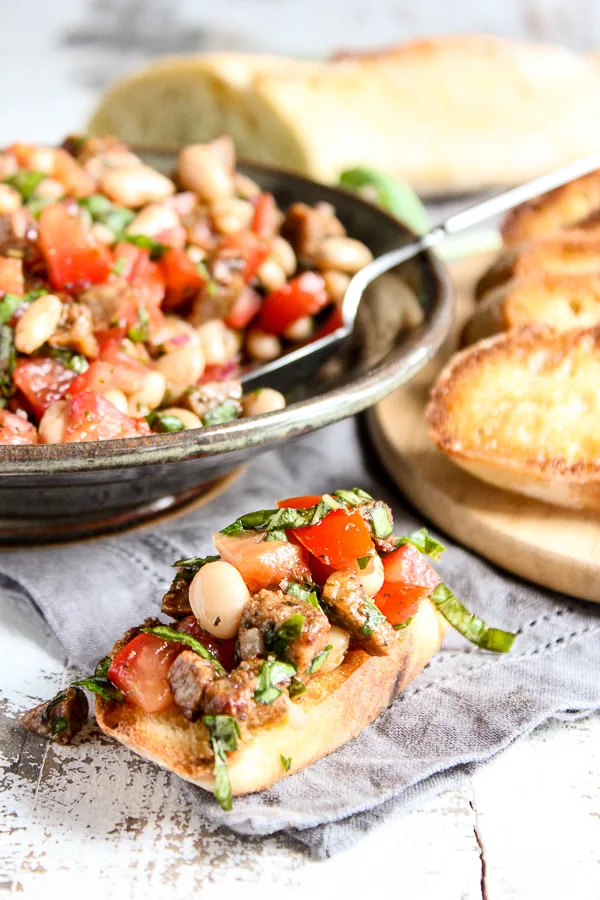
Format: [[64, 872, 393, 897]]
[[464, 274, 600, 344], [501, 170, 600, 245], [427, 327, 600, 510]]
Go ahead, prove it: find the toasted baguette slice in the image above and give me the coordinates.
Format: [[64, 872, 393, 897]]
[[426, 327, 600, 510], [475, 230, 600, 300], [464, 274, 600, 344], [96, 599, 447, 797], [501, 170, 600, 245], [90, 37, 600, 195]]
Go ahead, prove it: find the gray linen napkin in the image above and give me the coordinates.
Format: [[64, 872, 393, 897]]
[[3, 417, 599, 857]]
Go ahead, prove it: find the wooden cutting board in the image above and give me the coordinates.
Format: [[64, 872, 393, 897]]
[[368, 252, 600, 603]]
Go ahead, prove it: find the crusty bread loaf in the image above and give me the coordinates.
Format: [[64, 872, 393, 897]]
[[464, 274, 600, 344], [426, 327, 600, 510], [96, 598, 448, 797], [89, 37, 600, 195]]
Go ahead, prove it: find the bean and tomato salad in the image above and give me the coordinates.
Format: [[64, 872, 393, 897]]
[[0, 134, 374, 445]]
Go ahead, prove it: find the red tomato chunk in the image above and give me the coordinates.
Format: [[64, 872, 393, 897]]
[[374, 544, 440, 626], [63, 391, 150, 442], [213, 531, 311, 593], [0, 409, 37, 445], [38, 203, 112, 289], [291, 508, 374, 570], [258, 272, 329, 335], [108, 633, 182, 714], [14, 357, 75, 418]]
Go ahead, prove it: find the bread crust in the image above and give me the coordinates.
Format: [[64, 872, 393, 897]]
[[96, 598, 448, 796], [501, 170, 600, 245], [427, 326, 600, 509]]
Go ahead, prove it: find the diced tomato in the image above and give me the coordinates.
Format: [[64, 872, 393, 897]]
[[177, 616, 237, 671], [257, 272, 329, 335], [291, 508, 375, 570], [373, 544, 440, 626], [212, 531, 311, 593], [157, 247, 204, 309], [0, 409, 37, 445], [63, 391, 151, 442], [311, 304, 344, 341], [197, 360, 239, 384], [277, 495, 322, 510], [108, 633, 182, 714], [112, 242, 165, 326], [224, 286, 261, 329], [53, 148, 95, 198], [0, 257, 24, 296], [220, 232, 270, 282], [39, 203, 112, 290], [251, 193, 278, 238], [13, 357, 76, 418], [70, 340, 148, 397]]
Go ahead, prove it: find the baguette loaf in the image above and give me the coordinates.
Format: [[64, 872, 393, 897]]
[[89, 37, 600, 195], [426, 327, 600, 510]]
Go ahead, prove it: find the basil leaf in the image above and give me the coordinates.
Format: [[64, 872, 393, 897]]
[[264, 614, 305, 660], [203, 715, 240, 811], [41, 689, 69, 725], [72, 655, 123, 702], [280, 755, 292, 772], [140, 624, 225, 672], [431, 584, 517, 653], [201, 401, 241, 427], [220, 490, 373, 537], [145, 410, 185, 433], [332, 488, 372, 507], [286, 580, 321, 608], [0, 325, 16, 398], [112, 255, 127, 276], [307, 644, 332, 674], [49, 347, 89, 374], [266, 529, 288, 542], [79, 193, 113, 219], [127, 306, 150, 343], [0, 294, 25, 326], [122, 233, 168, 260], [397, 528, 445, 560], [393, 616, 414, 631], [51, 715, 68, 735], [356, 555, 371, 570], [289, 677, 307, 698], [370, 507, 393, 540], [6, 170, 45, 202], [254, 659, 296, 704], [339, 167, 430, 235], [360, 599, 386, 636], [173, 554, 220, 575], [26, 196, 53, 217], [79, 196, 136, 235]]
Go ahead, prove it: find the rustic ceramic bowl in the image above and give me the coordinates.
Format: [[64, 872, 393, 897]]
[[0, 157, 452, 543]]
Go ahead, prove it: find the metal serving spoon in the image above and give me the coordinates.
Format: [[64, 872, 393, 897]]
[[240, 152, 600, 393]]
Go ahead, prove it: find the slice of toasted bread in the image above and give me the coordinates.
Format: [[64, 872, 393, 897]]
[[501, 170, 600, 245], [426, 327, 600, 510], [464, 274, 600, 344], [96, 598, 448, 797]]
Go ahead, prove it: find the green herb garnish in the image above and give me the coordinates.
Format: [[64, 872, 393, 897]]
[[266, 529, 288, 542], [112, 256, 127, 276], [51, 715, 68, 735], [289, 677, 307, 698], [0, 325, 16, 398], [332, 488, 372, 507], [122, 233, 168, 260], [0, 294, 24, 326], [127, 306, 149, 343], [6, 170, 45, 202], [307, 644, 332, 674], [280, 755, 292, 772], [370, 507, 393, 540], [356, 555, 371, 570], [393, 616, 413, 631], [430, 584, 517, 652], [201, 401, 241, 427], [203, 715, 240, 811], [286, 581, 321, 610], [145, 410, 185, 433], [79, 194, 135, 234], [265, 614, 305, 660], [220, 490, 374, 538], [360, 600, 386, 637], [173, 554, 220, 578], [49, 348, 89, 374], [339, 167, 430, 235], [26, 196, 53, 217], [140, 624, 225, 672], [254, 659, 296, 705], [397, 528, 445, 560], [72, 656, 123, 703]]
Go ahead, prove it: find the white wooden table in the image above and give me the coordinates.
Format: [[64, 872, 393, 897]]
[[2, 585, 598, 900]]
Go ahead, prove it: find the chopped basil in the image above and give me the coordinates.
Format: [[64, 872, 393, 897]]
[[145, 410, 185, 433], [112, 256, 127, 276], [79, 194, 135, 235], [79, 194, 114, 219], [41, 689, 69, 724], [6, 170, 45, 201], [201, 401, 241, 427], [254, 659, 296, 704], [206, 281, 218, 297], [280, 755, 292, 772], [51, 715, 68, 735], [0, 294, 25, 326], [360, 599, 386, 637], [123, 233, 168, 260], [203, 714, 240, 811], [220, 490, 372, 538], [72, 656, 123, 703], [49, 348, 89, 374], [370, 506, 393, 540], [26, 196, 54, 217], [265, 614, 305, 659], [431, 584, 517, 652], [288, 677, 306, 698], [140, 624, 225, 672], [173, 553, 220, 579], [356, 555, 371, 570], [0, 325, 16, 399], [307, 644, 332, 674], [286, 581, 321, 610], [332, 488, 372, 507], [127, 306, 150, 343], [397, 528, 445, 560], [393, 616, 413, 631], [266, 529, 288, 542]]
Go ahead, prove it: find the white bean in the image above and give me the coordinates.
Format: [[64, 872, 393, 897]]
[[23, 147, 56, 174], [257, 258, 287, 293], [246, 330, 281, 362], [15, 294, 63, 354], [270, 236, 296, 276], [0, 184, 22, 214], [160, 407, 202, 430], [189, 560, 251, 639], [356, 554, 385, 597], [0, 153, 18, 180], [242, 388, 286, 417], [319, 625, 350, 674], [282, 316, 313, 342], [154, 344, 205, 401], [91, 222, 116, 245], [148, 315, 200, 354], [34, 178, 65, 200], [103, 389, 129, 415], [211, 196, 254, 235], [176, 143, 234, 201], [323, 269, 351, 303], [314, 237, 373, 273], [234, 172, 261, 199], [127, 371, 166, 417], [196, 319, 238, 365], [38, 400, 67, 444], [83, 150, 141, 180], [126, 202, 180, 238], [100, 165, 175, 208]]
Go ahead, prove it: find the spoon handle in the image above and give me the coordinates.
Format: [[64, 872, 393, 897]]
[[342, 152, 600, 326]]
